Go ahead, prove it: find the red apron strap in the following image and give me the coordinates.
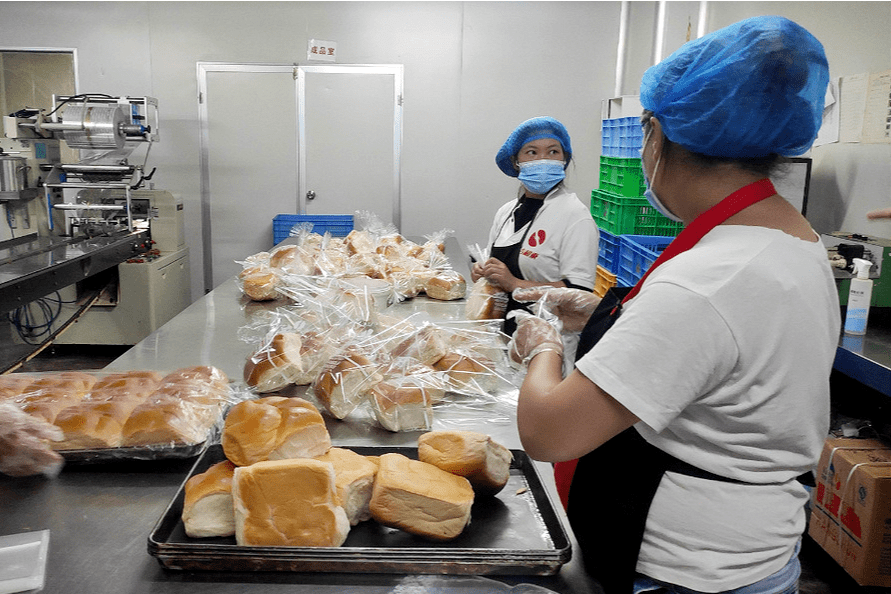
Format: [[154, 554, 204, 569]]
[[555, 178, 777, 511], [621, 178, 777, 303]]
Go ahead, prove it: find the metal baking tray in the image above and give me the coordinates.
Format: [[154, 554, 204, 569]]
[[57, 440, 209, 463], [148, 444, 571, 575]]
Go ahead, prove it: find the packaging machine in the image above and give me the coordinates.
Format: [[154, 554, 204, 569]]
[[0, 95, 190, 350]]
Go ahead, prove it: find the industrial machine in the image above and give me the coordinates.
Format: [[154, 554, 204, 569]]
[[0, 94, 190, 353]]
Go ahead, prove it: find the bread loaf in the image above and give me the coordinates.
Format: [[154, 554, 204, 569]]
[[417, 430, 512, 496], [243, 333, 304, 393], [242, 270, 279, 301], [314, 447, 378, 525], [313, 351, 383, 420], [222, 397, 330, 466], [182, 460, 237, 538], [368, 380, 433, 433], [424, 270, 466, 301], [369, 452, 474, 541], [433, 352, 496, 393], [233, 458, 350, 547], [464, 279, 508, 320], [389, 325, 448, 366]]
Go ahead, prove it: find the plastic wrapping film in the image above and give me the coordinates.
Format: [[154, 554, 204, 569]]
[[0, 367, 251, 463], [235, 211, 461, 305], [239, 291, 523, 433]]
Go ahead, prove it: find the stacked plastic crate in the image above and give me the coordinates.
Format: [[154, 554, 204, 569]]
[[594, 116, 681, 287]]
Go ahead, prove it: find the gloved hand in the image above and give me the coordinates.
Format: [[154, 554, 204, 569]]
[[512, 286, 601, 333], [507, 310, 564, 366], [0, 402, 64, 478]]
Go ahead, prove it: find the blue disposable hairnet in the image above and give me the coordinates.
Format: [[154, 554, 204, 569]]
[[640, 16, 829, 158], [495, 117, 572, 177]]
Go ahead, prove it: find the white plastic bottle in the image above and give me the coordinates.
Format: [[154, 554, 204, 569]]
[[844, 258, 874, 335]]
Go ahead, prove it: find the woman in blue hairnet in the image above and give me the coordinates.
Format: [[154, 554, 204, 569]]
[[471, 116, 599, 353], [507, 17, 839, 594]]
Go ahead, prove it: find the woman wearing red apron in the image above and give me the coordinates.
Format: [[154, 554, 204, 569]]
[[508, 16, 839, 594]]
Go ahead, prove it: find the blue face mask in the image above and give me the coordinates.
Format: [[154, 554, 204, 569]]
[[641, 129, 683, 223], [517, 159, 565, 195]]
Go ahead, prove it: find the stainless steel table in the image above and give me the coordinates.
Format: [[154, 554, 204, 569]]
[[0, 245, 601, 593]]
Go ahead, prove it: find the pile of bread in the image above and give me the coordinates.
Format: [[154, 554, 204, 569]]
[[243, 310, 506, 431], [0, 366, 231, 452], [238, 228, 467, 303], [183, 398, 512, 547]]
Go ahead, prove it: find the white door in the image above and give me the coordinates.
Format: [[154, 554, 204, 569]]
[[198, 63, 403, 293], [198, 63, 297, 291], [297, 65, 403, 229]]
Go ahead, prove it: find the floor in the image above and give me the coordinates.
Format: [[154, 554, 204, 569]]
[[6, 346, 889, 593]]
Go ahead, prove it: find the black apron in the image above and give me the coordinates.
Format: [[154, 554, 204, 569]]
[[490, 198, 542, 335], [561, 179, 813, 593]]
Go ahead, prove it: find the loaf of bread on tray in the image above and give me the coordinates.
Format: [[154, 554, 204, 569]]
[[417, 430, 512, 496], [314, 447, 379, 525], [233, 458, 350, 547], [221, 397, 331, 466], [182, 460, 237, 538], [369, 452, 474, 541]]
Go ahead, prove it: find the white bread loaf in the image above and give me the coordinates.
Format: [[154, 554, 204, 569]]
[[313, 350, 383, 420], [433, 352, 496, 394], [314, 447, 379, 525], [424, 270, 466, 301], [182, 460, 237, 538], [389, 325, 448, 367], [51, 400, 139, 450], [464, 278, 508, 320], [417, 430, 513, 496], [241, 270, 279, 301], [289, 331, 336, 386], [267, 397, 332, 461], [221, 397, 331, 466], [243, 333, 304, 393], [369, 453, 474, 541], [233, 458, 350, 547], [368, 380, 433, 433]]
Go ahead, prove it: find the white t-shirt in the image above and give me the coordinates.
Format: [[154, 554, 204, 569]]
[[575, 226, 840, 591], [487, 183, 599, 290]]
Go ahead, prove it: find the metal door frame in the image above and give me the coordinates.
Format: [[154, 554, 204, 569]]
[[295, 64, 403, 230], [196, 62, 296, 293]]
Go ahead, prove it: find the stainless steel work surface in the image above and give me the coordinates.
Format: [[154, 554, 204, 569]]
[[1, 242, 600, 593], [0, 228, 150, 313]]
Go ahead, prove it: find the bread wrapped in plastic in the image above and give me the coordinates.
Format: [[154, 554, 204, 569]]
[[313, 348, 385, 420], [464, 278, 509, 320]]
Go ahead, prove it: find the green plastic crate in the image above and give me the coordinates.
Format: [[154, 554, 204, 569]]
[[590, 189, 649, 235], [599, 156, 646, 197], [591, 189, 684, 237], [634, 206, 685, 237]]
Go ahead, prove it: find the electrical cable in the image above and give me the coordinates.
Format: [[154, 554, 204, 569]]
[[2, 289, 102, 374]]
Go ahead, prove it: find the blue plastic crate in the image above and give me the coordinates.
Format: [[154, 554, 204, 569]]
[[616, 234, 674, 287], [273, 214, 354, 244], [601, 116, 643, 158], [598, 228, 620, 274]]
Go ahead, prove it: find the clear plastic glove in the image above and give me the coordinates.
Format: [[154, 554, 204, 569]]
[[507, 310, 564, 366], [0, 402, 64, 478], [512, 286, 601, 333]]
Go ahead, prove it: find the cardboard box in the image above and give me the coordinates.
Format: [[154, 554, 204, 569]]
[[808, 437, 891, 587]]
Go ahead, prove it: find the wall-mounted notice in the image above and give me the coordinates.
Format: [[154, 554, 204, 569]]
[[308, 39, 337, 62], [838, 70, 891, 144]]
